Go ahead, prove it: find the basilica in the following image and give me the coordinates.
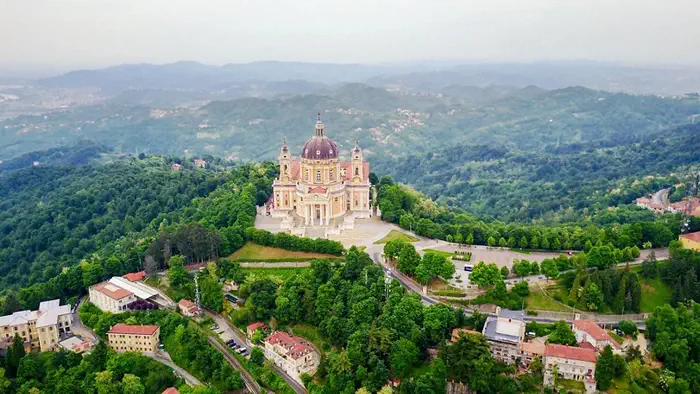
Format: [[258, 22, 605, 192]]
[[271, 115, 371, 225]]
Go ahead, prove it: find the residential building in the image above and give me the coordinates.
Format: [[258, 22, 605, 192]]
[[264, 331, 319, 381], [271, 115, 371, 225], [0, 299, 72, 352], [519, 341, 545, 368], [89, 276, 170, 313], [58, 336, 92, 353], [178, 299, 199, 317], [162, 388, 179, 394], [544, 344, 597, 393], [107, 324, 160, 353], [573, 320, 620, 351], [89, 281, 136, 313], [482, 309, 525, 364], [194, 159, 207, 168], [680, 231, 700, 252], [247, 322, 266, 338]]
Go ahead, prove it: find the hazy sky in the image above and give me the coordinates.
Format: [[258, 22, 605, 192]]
[[2, 0, 700, 71]]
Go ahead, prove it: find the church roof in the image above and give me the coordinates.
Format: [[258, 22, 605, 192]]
[[302, 136, 338, 160]]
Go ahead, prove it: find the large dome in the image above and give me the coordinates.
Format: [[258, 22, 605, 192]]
[[302, 136, 338, 160], [301, 114, 338, 160]]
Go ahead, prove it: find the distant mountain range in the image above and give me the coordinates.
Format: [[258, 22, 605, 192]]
[[36, 60, 700, 96]]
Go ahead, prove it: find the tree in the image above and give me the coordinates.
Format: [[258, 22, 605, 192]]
[[384, 239, 407, 261], [583, 283, 604, 311], [466, 233, 474, 246], [519, 236, 529, 249], [398, 244, 421, 276], [95, 370, 120, 394], [540, 259, 559, 281], [423, 304, 457, 343], [500, 266, 510, 279], [530, 236, 539, 249], [641, 250, 658, 279], [596, 346, 625, 390], [6, 334, 26, 378], [507, 236, 517, 248], [167, 255, 189, 287], [469, 262, 502, 288], [498, 237, 507, 248], [487, 236, 496, 247], [0, 368, 11, 394], [618, 320, 638, 338], [547, 321, 576, 346], [390, 338, 419, 377], [587, 245, 616, 270], [251, 347, 265, 366], [513, 260, 531, 278], [121, 374, 145, 394]]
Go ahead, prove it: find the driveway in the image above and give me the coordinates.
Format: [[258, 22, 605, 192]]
[[71, 297, 98, 342], [144, 351, 202, 387]]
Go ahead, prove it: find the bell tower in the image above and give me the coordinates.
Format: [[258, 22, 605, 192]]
[[351, 138, 363, 184], [279, 137, 291, 182]]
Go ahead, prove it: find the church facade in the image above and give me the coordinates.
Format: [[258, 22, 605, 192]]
[[271, 115, 371, 225]]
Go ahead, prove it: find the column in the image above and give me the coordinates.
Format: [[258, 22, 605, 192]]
[[327, 203, 330, 225], [304, 205, 308, 225]]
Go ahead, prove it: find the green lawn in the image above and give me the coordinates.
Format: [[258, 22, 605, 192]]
[[557, 379, 585, 392], [526, 289, 576, 313], [510, 248, 532, 255], [373, 230, 419, 244], [608, 330, 624, 345], [242, 267, 309, 281], [229, 242, 336, 261], [291, 323, 330, 354], [423, 248, 454, 258], [639, 276, 672, 313]]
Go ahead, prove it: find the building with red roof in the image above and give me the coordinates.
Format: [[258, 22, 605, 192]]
[[107, 324, 160, 353], [178, 299, 199, 317], [544, 344, 597, 393], [264, 331, 319, 382], [162, 388, 179, 394], [122, 271, 146, 282], [573, 320, 620, 351], [680, 231, 700, 252], [247, 322, 267, 338]]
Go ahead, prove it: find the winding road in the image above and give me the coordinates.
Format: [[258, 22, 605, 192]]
[[144, 351, 203, 387]]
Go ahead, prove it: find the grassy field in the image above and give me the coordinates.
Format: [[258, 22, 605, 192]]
[[373, 230, 419, 244], [423, 248, 454, 258], [229, 242, 336, 261], [291, 323, 330, 354], [242, 267, 309, 281], [639, 276, 672, 312], [526, 288, 576, 313]]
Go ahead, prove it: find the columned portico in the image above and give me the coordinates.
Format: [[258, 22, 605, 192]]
[[304, 203, 331, 226]]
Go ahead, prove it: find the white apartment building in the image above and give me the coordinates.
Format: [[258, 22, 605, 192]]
[[482, 309, 525, 364], [544, 344, 597, 393]]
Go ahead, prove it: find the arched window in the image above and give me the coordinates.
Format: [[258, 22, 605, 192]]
[[305, 169, 309, 180], [316, 170, 321, 182], [355, 167, 359, 176], [329, 169, 334, 180]]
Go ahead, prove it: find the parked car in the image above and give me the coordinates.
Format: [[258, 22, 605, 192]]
[[237, 347, 247, 354]]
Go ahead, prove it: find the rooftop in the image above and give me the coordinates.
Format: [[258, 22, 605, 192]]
[[681, 231, 700, 243], [58, 336, 87, 350], [122, 271, 147, 282], [483, 315, 524, 344], [0, 299, 70, 329], [520, 341, 546, 355], [108, 276, 158, 300], [545, 344, 597, 363], [108, 323, 160, 336], [93, 281, 133, 300], [573, 320, 611, 341], [247, 322, 266, 332], [265, 331, 314, 360], [162, 388, 180, 394]]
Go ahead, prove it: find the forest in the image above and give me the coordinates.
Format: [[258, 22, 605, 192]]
[[373, 122, 700, 223]]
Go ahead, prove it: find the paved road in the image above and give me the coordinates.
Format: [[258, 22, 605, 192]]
[[652, 188, 671, 206], [205, 310, 307, 394], [71, 297, 98, 342], [144, 351, 203, 387]]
